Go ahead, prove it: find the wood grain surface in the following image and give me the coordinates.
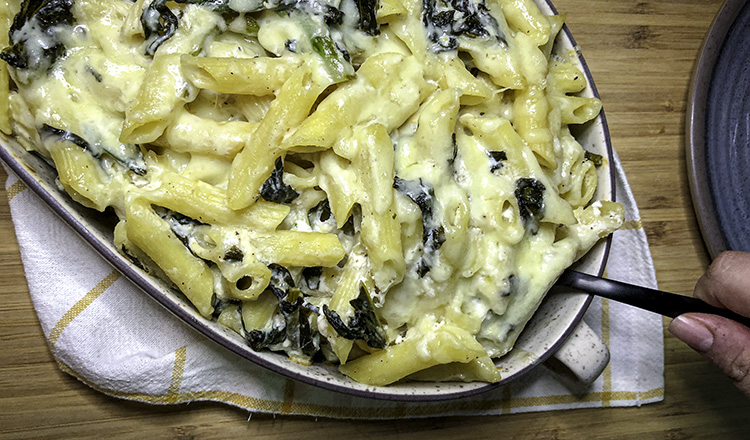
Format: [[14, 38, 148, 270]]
[[2, 0, 749, 438]]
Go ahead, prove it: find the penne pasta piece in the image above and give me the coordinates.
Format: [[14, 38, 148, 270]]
[[250, 230, 345, 268], [161, 108, 258, 157], [339, 323, 487, 386], [181, 55, 303, 96], [550, 95, 603, 125], [143, 168, 290, 229], [124, 197, 215, 317], [227, 69, 326, 210], [120, 53, 191, 144], [513, 84, 556, 169], [497, 0, 552, 46], [283, 53, 430, 151], [48, 143, 112, 212], [322, 248, 370, 363]]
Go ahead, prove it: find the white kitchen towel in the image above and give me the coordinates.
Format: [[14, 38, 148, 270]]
[[4, 151, 664, 418]]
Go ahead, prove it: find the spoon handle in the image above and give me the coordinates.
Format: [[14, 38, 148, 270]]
[[557, 270, 750, 328]]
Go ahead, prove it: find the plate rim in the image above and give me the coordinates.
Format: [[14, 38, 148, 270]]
[[686, 0, 749, 259]]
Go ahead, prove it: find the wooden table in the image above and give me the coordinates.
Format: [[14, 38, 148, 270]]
[[2, 0, 749, 438]]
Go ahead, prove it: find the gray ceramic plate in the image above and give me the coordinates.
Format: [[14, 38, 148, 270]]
[[0, 0, 615, 401], [687, 0, 750, 259]]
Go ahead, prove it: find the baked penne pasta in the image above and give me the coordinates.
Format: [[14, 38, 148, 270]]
[[0, 0, 623, 386]]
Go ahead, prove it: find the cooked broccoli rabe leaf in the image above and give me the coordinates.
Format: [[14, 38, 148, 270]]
[[323, 286, 386, 349], [394, 178, 432, 216], [300, 1, 345, 25], [308, 199, 334, 227], [287, 8, 355, 82], [141, 0, 179, 56], [245, 317, 287, 350], [244, 265, 321, 358], [267, 263, 296, 300], [140, 0, 364, 75], [39, 125, 147, 175], [302, 266, 323, 290], [416, 224, 445, 277], [584, 151, 603, 167], [119, 245, 149, 272], [281, 296, 321, 357], [0, 0, 75, 74], [142, 0, 248, 55], [355, 0, 380, 35], [515, 177, 545, 233], [310, 35, 353, 81], [394, 177, 446, 277], [487, 150, 507, 173], [154, 207, 208, 252], [212, 296, 241, 318], [260, 158, 299, 204], [422, 0, 505, 52], [222, 245, 244, 262]]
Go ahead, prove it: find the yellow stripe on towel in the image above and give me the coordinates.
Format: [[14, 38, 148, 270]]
[[48, 270, 120, 348]]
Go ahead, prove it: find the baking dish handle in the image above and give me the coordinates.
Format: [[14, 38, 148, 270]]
[[546, 320, 610, 384]]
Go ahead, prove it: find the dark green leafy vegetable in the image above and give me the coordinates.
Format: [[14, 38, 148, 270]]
[[245, 267, 321, 358], [584, 151, 603, 167], [317, 3, 345, 25], [142, 0, 242, 55], [448, 133, 458, 168], [322, 286, 386, 349], [260, 158, 299, 204], [40, 124, 88, 149], [297, 307, 319, 356], [141, 0, 356, 63], [222, 245, 244, 262], [487, 150, 507, 173], [422, 0, 505, 52], [141, 0, 357, 83], [415, 224, 445, 277], [308, 199, 333, 226], [515, 177, 545, 233], [244, 15, 261, 36], [154, 207, 207, 251], [283, 4, 355, 82], [393, 177, 435, 223], [285, 39, 298, 52], [282, 298, 320, 357], [211, 297, 240, 317], [39, 124, 147, 175], [393, 177, 446, 276], [355, 0, 380, 35], [245, 318, 287, 351], [141, 0, 179, 56], [310, 35, 354, 81], [0, 0, 75, 73], [267, 263, 296, 301], [302, 266, 323, 290]]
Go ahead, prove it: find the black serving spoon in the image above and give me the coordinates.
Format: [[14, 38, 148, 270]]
[[557, 269, 750, 328]]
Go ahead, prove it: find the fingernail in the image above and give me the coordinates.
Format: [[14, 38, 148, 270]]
[[669, 315, 715, 352]]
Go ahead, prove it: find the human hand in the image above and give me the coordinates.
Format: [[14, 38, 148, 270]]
[[668, 251, 750, 398]]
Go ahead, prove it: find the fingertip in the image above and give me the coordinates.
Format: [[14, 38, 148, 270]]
[[668, 314, 714, 352]]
